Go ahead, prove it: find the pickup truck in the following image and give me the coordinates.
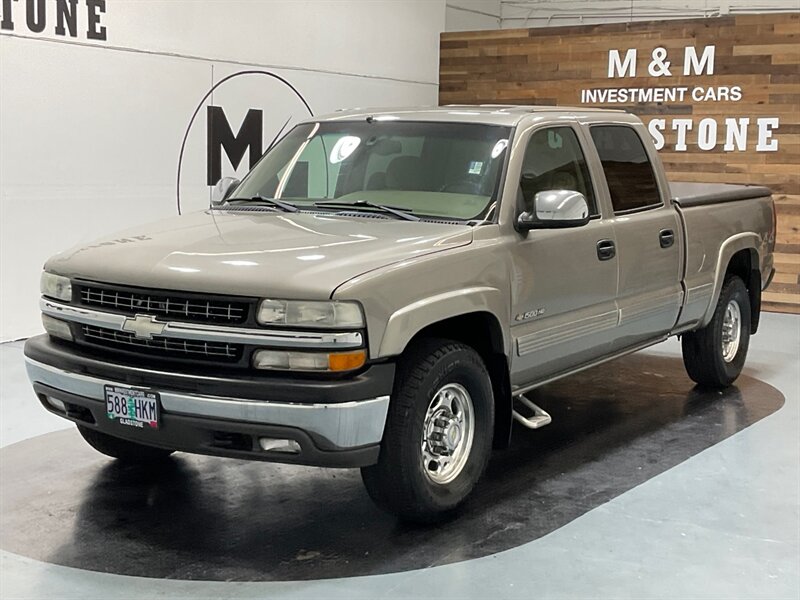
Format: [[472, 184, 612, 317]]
[[25, 105, 775, 522]]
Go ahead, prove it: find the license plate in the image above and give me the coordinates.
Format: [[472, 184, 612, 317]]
[[104, 385, 160, 429]]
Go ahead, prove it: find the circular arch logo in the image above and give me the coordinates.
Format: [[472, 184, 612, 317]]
[[176, 70, 313, 214]]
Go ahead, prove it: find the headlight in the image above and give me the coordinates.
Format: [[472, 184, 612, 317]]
[[253, 349, 366, 372], [257, 299, 364, 328], [40, 272, 72, 302]]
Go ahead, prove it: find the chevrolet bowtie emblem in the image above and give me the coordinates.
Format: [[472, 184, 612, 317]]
[[121, 314, 167, 340]]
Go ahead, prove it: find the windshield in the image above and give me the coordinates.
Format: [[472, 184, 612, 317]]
[[231, 120, 511, 221]]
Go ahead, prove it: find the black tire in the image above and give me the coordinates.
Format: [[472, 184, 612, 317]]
[[361, 338, 494, 523], [77, 425, 174, 463], [682, 276, 751, 388]]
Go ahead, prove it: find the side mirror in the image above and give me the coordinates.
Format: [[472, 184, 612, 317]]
[[517, 190, 590, 231], [211, 177, 240, 206]]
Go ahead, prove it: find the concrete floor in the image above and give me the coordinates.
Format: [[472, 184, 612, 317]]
[[1, 312, 798, 599]]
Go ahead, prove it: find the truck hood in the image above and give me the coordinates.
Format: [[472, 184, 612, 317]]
[[46, 210, 473, 298]]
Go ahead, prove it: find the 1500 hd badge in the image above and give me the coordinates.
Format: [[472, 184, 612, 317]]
[[515, 308, 546, 322]]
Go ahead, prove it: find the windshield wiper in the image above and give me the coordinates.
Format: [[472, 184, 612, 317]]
[[315, 200, 419, 221], [226, 194, 299, 213]]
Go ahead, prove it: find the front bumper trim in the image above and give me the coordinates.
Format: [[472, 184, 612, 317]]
[[25, 358, 390, 450]]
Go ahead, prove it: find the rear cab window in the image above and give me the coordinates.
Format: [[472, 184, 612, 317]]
[[589, 125, 663, 214]]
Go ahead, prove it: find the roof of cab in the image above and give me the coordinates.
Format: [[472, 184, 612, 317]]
[[308, 104, 628, 127]]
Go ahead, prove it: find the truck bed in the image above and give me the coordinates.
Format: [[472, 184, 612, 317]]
[[670, 182, 772, 208], [672, 182, 774, 330]]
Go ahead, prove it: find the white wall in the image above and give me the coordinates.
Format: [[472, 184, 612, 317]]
[[0, 0, 446, 341], [446, 1, 501, 30], [500, 0, 798, 27]]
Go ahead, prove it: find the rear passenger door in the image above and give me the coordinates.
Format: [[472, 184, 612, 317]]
[[587, 124, 683, 349]]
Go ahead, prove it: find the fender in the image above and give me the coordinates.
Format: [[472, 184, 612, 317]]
[[377, 286, 510, 359], [699, 232, 760, 327]]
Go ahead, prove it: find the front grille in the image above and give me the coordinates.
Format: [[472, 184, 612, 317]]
[[79, 285, 249, 324], [81, 325, 241, 361]]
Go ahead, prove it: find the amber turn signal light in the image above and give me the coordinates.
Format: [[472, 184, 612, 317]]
[[328, 349, 367, 372]]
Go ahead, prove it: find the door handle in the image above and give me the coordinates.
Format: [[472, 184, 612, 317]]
[[660, 229, 675, 248], [596, 239, 616, 261]]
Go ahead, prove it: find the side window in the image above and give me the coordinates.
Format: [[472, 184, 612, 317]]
[[519, 127, 598, 216], [590, 126, 662, 213]]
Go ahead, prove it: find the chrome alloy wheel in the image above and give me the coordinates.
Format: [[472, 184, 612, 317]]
[[721, 299, 742, 363], [421, 383, 475, 485]]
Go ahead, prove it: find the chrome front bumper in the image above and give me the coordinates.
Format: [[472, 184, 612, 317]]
[[25, 358, 390, 450]]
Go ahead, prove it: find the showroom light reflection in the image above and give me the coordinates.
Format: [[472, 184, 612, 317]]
[[222, 260, 259, 267]]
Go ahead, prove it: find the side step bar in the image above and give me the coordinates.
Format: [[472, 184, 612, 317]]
[[512, 394, 552, 430]]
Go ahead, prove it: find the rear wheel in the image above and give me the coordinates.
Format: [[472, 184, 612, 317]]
[[361, 338, 494, 523], [77, 426, 174, 463], [682, 276, 751, 388]]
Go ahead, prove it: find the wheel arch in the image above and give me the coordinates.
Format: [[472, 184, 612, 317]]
[[381, 298, 513, 451], [702, 235, 761, 334]]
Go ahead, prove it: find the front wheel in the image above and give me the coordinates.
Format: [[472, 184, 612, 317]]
[[361, 338, 494, 523], [682, 276, 751, 388]]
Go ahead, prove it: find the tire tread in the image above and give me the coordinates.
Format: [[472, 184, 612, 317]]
[[682, 276, 750, 388], [362, 338, 493, 523]]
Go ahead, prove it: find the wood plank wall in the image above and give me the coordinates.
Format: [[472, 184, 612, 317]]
[[440, 12, 800, 314]]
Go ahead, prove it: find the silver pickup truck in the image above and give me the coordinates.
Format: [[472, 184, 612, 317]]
[[25, 106, 775, 522]]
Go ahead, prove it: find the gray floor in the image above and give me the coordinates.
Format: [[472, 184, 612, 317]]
[[1, 313, 798, 599]]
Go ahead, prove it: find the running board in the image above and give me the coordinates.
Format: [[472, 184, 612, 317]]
[[512, 395, 552, 430]]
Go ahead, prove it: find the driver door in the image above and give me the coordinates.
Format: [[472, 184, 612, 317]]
[[509, 124, 619, 388]]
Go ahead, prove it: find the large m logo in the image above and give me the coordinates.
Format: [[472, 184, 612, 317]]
[[206, 106, 263, 185]]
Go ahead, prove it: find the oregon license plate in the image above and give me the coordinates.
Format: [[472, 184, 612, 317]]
[[104, 385, 160, 429]]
